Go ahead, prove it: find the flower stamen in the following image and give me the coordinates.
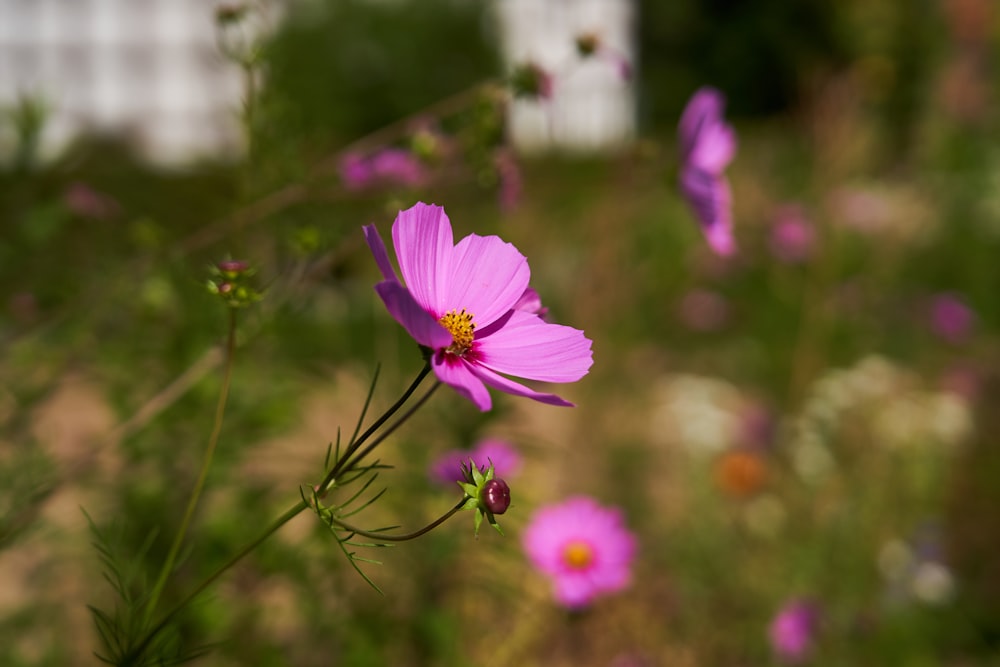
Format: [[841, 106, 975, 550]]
[[562, 540, 594, 570], [439, 308, 476, 355]]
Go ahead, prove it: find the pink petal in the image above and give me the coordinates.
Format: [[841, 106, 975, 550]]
[[678, 87, 726, 159], [476, 310, 593, 382], [469, 363, 575, 407], [363, 224, 398, 283], [433, 356, 492, 411], [690, 121, 736, 174], [392, 203, 454, 315], [445, 233, 530, 326], [554, 574, 596, 608], [374, 281, 452, 349], [680, 164, 735, 256]]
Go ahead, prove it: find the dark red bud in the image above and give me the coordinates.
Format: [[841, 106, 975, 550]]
[[217, 259, 250, 274], [481, 478, 511, 515]]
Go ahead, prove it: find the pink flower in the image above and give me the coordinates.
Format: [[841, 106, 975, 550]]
[[928, 292, 976, 343], [493, 148, 522, 213], [339, 148, 427, 191], [428, 438, 523, 486], [64, 182, 121, 220], [677, 288, 730, 331], [364, 203, 593, 411], [769, 599, 820, 664], [678, 87, 737, 256], [770, 206, 816, 264], [522, 496, 637, 609]]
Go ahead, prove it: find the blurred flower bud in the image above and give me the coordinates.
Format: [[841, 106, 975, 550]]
[[509, 62, 553, 100], [215, 3, 248, 26], [575, 33, 600, 57], [207, 259, 262, 309]]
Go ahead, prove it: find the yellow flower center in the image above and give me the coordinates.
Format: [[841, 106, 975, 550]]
[[562, 540, 594, 570], [439, 308, 476, 354]]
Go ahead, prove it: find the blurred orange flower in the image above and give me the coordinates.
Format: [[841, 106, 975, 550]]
[[714, 449, 768, 499]]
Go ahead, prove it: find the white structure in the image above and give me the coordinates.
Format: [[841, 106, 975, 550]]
[[0, 0, 251, 166], [494, 0, 636, 153]]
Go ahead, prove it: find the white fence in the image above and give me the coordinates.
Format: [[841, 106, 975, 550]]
[[0, 0, 246, 165], [495, 0, 637, 153], [0, 0, 637, 165]]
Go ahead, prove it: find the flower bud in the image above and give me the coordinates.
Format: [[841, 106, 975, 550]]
[[575, 33, 600, 57], [509, 62, 553, 100], [481, 478, 511, 515], [217, 259, 250, 276], [207, 259, 262, 309]]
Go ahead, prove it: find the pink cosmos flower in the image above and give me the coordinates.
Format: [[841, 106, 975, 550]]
[[364, 202, 593, 411], [770, 205, 816, 264], [522, 496, 637, 609], [64, 182, 121, 220], [928, 292, 976, 343], [493, 148, 523, 213], [339, 148, 427, 191], [678, 87, 737, 256], [428, 438, 523, 486], [769, 599, 820, 664], [677, 288, 730, 332]]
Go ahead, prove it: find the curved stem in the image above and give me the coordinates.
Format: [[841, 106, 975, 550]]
[[319, 362, 432, 491], [129, 498, 309, 662], [144, 309, 239, 627], [332, 499, 465, 542]]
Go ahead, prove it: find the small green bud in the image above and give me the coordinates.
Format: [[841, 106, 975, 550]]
[[207, 259, 262, 309]]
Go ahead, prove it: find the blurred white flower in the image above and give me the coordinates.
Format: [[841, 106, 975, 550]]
[[792, 434, 835, 484], [910, 562, 956, 605], [649, 374, 744, 454], [878, 538, 915, 581]]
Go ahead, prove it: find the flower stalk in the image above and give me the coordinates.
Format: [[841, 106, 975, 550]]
[[143, 307, 239, 628]]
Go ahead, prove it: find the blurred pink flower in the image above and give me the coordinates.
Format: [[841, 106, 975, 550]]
[[64, 182, 121, 220], [928, 292, 975, 343], [677, 288, 729, 331], [522, 496, 637, 609], [428, 438, 522, 486], [339, 148, 427, 190], [364, 202, 593, 411], [769, 599, 820, 664], [940, 363, 980, 400], [494, 148, 522, 213], [678, 87, 737, 256], [770, 206, 816, 264]]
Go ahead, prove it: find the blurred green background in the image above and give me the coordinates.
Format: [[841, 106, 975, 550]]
[[2, 0, 999, 665]]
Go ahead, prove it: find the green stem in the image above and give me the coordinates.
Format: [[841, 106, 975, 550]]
[[143, 309, 239, 627], [319, 362, 432, 491], [129, 498, 309, 662], [338, 381, 442, 477], [332, 499, 465, 542]]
